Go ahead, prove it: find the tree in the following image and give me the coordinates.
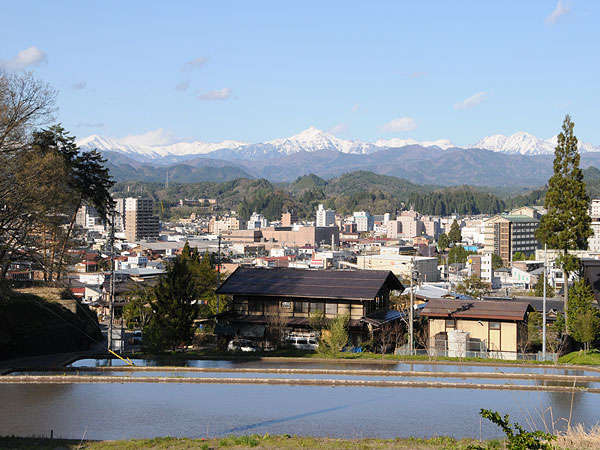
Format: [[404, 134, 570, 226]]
[[492, 253, 504, 270], [265, 304, 288, 348], [456, 274, 491, 299], [317, 313, 349, 356], [567, 279, 600, 350], [123, 287, 154, 330], [144, 256, 199, 351], [512, 252, 527, 261], [448, 220, 462, 243], [437, 233, 450, 251], [447, 246, 473, 265], [534, 273, 555, 298], [527, 311, 542, 350], [535, 115, 592, 334]]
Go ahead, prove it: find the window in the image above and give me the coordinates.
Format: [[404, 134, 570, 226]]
[[310, 302, 324, 313], [489, 321, 501, 330], [248, 301, 263, 313], [325, 303, 338, 315], [445, 319, 456, 329]]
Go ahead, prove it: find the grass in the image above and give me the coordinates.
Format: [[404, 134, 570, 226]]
[[129, 348, 556, 366], [0, 434, 503, 449], [558, 349, 600, 365]]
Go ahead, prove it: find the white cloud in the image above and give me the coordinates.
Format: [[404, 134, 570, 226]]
[[176, 80, 190, 91], [0, 46, 47, 70], [546, 0, 570, 24], [198, 88, 232, 101], [381, 117, 417, 133], [119, 128, 180, 146], [72, 81, 87, 90], [454, 91, 487, 110], [328, 123, 347, 135], [351, 104, 359, 113], [182, 57, 207, 71]]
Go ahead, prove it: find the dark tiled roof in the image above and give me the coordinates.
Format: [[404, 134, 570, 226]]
[[216, 267, 404, 301], [421, 298, 532, 321]]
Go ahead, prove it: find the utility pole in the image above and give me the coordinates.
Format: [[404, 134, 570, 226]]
[[542, 243, 547, 359], [409, 256, 415, 355], [108, 211, 115, 351], [216, 235, 221, 315]]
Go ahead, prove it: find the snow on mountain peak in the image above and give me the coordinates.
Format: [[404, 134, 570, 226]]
[[77, 127, 600, 162]]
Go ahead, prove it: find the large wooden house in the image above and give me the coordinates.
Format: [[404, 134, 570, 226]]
[[215, 267, 404, 343]]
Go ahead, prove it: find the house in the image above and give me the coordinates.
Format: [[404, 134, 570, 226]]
[[215, 267, 404, 344], [421, 298, 533, 359]]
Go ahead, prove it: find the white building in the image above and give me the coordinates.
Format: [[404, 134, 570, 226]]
[[353, 211, 374, 232], [247, 212, 269, 230], [588, 199, 600, 252], [316, 204, 336, 227]]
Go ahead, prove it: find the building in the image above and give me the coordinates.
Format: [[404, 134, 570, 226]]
[[588, 199, 600, 253], [316, 204, 335, 227], [466, 254, 496, 287], [353, 211, 374, 232], [386, 220, 402, 239], [215, 267, 404, 343], [484, 214, 539, 264], [396, 215, 424, 238], [421, 216, 441, 240], [75, 205, 103, 230], [124, 198, 160, 242], [247, 212, 269, 230], [421, 298, 533, 359], [281, 211, 298, 227], [356, 252, 440, 282]]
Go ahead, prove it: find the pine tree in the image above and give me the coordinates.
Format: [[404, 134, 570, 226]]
[[567, 279, 600, 350], [535, 115, 592, 334], [534, 273, 555, 298], [448, 219, 462, 243]]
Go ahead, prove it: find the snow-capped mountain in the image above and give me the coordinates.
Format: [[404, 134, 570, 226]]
[[77, 127, 600, 162], [474, 131, 600, 155], [77, 134, 247, 159]]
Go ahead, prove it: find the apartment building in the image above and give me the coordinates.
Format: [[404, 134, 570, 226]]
[[124, 198, 160, 242], [316, 204, 335, 227], [281, 211, 298, 227], [588, 199, 600, 252], [484, 214, 539, 263], [353, 211, 374, 232]]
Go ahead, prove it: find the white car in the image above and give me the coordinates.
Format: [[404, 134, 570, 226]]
[[286, 336, 318, 351], [227, 339, 258, 352]]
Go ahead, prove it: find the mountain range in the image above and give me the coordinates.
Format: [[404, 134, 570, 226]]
[[77, 128, 600, 187]]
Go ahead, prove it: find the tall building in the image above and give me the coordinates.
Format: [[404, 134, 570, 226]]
[[396, 215, 424, 238], [124, 198, 159, 242], [353, 211, 373, 232], [316, 204, 335, 227], [281, 211, 297, 227], [114, 198, 126, 231], [484, 214, 539, 264], [247, 212, 269, 230], [589, 199, 600, 252]]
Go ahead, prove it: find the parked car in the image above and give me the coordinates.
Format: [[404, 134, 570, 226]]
[[285, 336, 318, 351], [227, 339, 258, 352]]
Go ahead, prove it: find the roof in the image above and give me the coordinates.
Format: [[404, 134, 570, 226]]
[[215, 267, 404, 301], [421, 298, 532, 321]]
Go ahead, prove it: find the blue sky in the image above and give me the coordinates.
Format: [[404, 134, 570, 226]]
[[1, 1, 598, 145]]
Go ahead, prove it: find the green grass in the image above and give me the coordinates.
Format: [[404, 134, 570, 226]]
[[0, 434, 503, 449], [559, 349, 600, 365], [128, 348, 555, 366]]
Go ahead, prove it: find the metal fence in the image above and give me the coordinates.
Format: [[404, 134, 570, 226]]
[[395, 344, 558, 362]]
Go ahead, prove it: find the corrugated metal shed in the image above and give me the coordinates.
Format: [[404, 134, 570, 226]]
[[215, 267, 404, 301], [421, 298, 532, 321]]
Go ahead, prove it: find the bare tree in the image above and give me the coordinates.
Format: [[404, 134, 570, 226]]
[[265, 305, 288, 348]]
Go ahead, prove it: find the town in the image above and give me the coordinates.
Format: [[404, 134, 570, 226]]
[[3, 1, 600, 448]]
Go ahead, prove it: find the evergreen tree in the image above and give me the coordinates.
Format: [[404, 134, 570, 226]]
[[144, 255, 199, 351], [535, 115, 592, 334], [437, 233, 450, 251], [448, 219, 462, 243], [567, 279, 599, 350], [534, 273, 555, 298], [491, 253, 504, 270]]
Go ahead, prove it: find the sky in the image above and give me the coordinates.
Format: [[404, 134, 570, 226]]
[[1, 0, 598, 146]]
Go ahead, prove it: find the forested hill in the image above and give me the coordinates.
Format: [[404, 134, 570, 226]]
[[110, 168, 600, 221]]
